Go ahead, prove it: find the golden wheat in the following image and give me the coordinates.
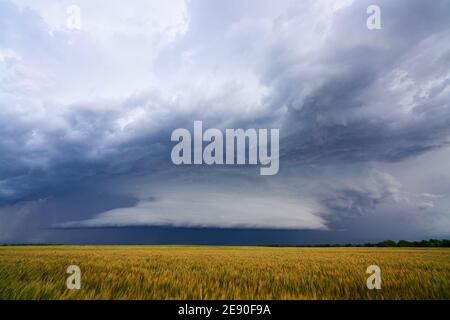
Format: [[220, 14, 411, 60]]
[[0, 246, 449, 300]]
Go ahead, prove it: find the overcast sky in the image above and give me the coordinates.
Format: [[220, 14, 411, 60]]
[[1, 0, 449, 244]]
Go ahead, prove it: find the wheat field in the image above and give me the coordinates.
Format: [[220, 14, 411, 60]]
[[0, 246, 449, 300]]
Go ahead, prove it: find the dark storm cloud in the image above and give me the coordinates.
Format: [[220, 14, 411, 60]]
[[322, 187, 395, 219], [265, 0, 450, 164], [3, 0, 450, 203], [1, 0, 450, 242]]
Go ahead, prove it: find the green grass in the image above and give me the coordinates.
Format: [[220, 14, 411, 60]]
[[0, 246, 449, 300]]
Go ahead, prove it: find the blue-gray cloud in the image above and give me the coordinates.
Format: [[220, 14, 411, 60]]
[[0, 0, 449, 243]]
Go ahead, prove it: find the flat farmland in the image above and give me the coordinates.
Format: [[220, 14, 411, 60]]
[[0, 246, 449, 300]]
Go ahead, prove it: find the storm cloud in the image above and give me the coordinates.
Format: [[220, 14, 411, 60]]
[[0, 0, 449, 243]]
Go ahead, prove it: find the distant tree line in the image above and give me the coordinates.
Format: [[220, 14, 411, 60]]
[[267, 239, 450, 248]]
